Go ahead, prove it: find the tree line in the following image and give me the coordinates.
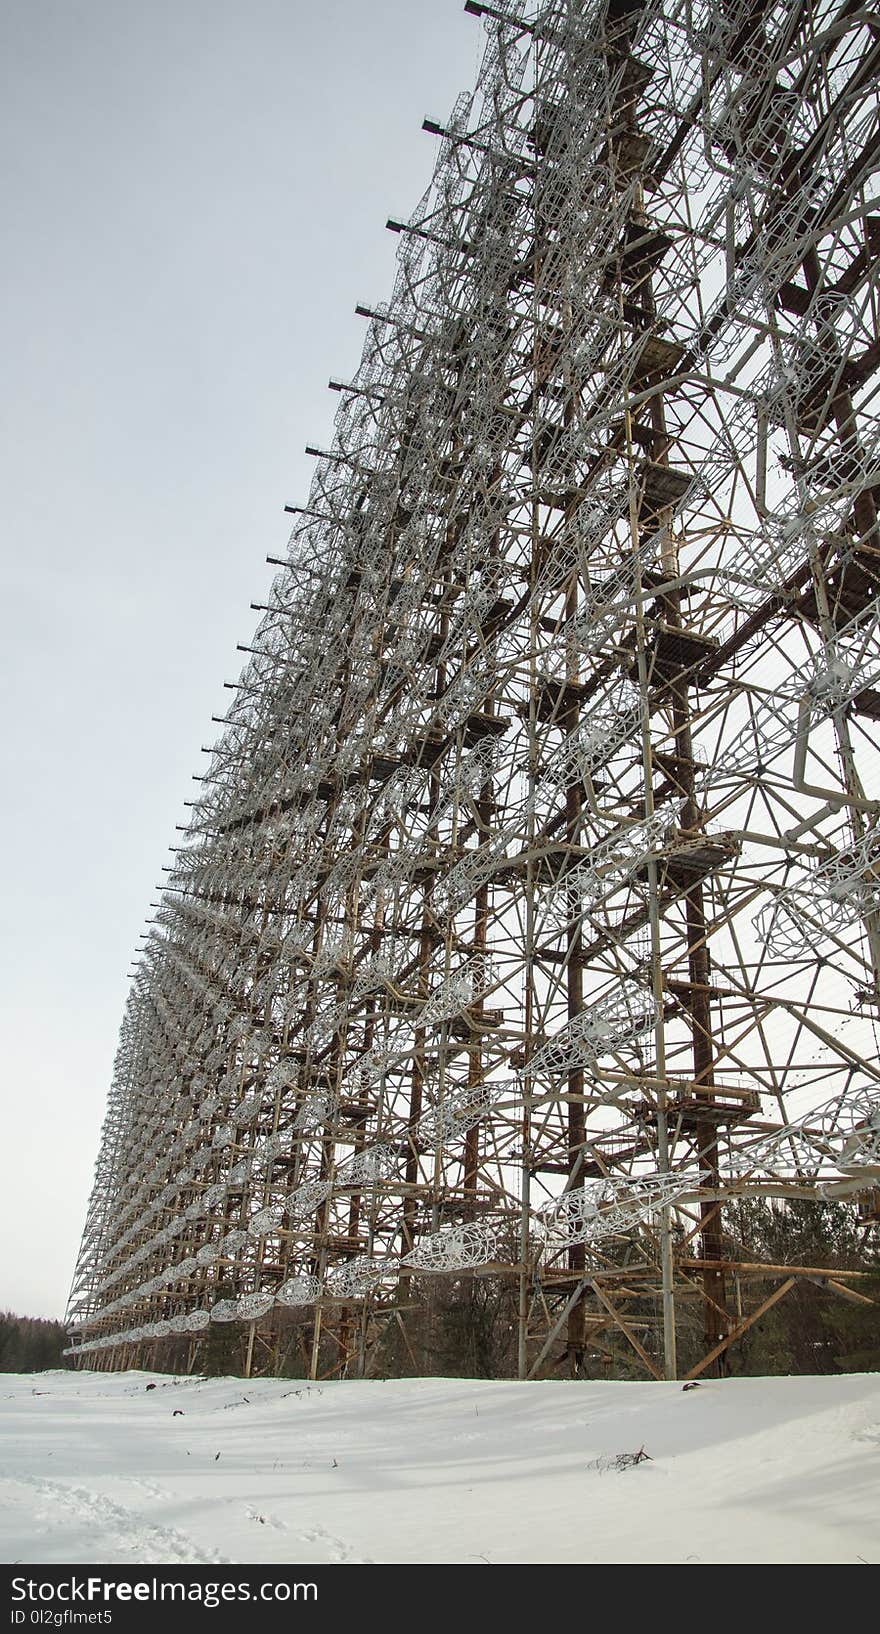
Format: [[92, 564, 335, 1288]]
[[0, 1311, 69, 1373]]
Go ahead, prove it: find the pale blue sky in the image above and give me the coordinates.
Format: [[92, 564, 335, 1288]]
[[0, 0, 480, 1318]]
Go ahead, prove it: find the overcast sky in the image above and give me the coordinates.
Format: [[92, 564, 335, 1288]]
[[0, 0, 481, 1320]]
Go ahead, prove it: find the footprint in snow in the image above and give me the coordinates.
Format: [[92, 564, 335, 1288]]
[[299, 1524, 373, 1565], [127, 1479, 169, 1501], [10, 1476, 229, 1566], [245, 1505, 287, 1531]]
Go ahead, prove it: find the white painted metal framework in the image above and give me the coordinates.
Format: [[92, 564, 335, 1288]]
[[67, 0, 880, 1380]]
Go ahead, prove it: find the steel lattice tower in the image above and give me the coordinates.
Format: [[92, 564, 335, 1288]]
[[67, 0, 880, 1382]]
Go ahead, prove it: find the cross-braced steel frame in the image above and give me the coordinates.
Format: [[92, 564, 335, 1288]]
[[67, 0, 880, 1382]]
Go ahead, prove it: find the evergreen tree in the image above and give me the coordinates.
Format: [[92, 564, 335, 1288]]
[[0, 1311, 69, 1372], [725, 1199, 880, 1376]]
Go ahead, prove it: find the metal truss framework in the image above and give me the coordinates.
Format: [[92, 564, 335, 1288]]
[[67, 0, 880, 1381]]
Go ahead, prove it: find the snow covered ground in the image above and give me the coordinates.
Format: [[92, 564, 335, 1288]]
[[1, 1369, 877, 1565]]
